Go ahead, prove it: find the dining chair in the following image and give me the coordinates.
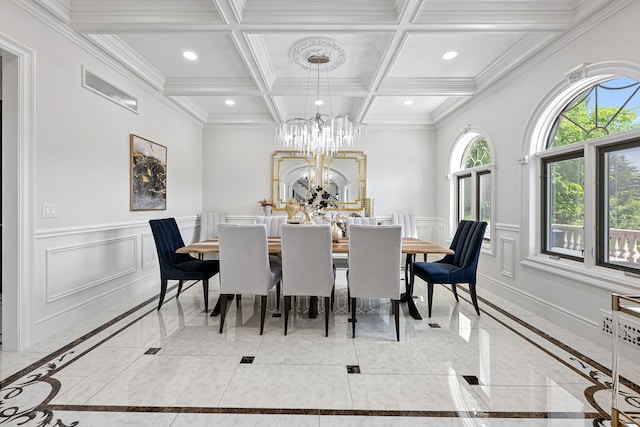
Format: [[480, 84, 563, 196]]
[[149, 218, 220, 312], [200, 212, 226, 240], [217, 224, 282, 334], [281, 224, 335, 336], [345, 216, 378, 237], [255, 215, 287, 237], [411, 220, 487, 317], [392, 213, 421, 283], [347, 225, 403, 341]]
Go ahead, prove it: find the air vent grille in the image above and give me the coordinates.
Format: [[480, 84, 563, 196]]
[[82, 66, 138, 113]]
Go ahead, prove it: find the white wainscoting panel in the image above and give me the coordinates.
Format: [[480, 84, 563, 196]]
[[142, 232, 157, 269], [45, 236, 137, 303], [499, 237, 516, 278]]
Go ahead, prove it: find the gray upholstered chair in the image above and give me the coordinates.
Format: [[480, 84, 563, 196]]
[[255, 215, 287, 237], [281, 224, 335, 336], [347, 225, 403, 341], [217, 224, 282, 335], [392, 213, 420, 283], [200, 212, 226, 240]]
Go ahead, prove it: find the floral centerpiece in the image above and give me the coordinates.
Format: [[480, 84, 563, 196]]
[[300, 186, 346, 240], [258, 197, 274, 215]]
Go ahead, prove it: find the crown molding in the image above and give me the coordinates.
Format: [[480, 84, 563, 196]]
[[32, 0, 70, 24], [169, 96, 209, 123], [378, 78, 476, 96], [244, 33, 277, 90], [271, 78, 368, 97], [164, 77, 260, 96], [237, 0, 402, 24], [87, 34, 166, 91]]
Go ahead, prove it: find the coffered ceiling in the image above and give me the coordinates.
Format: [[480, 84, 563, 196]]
[[31, 0, 627, 127]]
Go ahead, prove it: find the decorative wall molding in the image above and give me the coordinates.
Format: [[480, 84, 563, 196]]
[[499, 237, 515, 278], [141, 232, 157, 270], [494, 223, 520, 233], [45, 236, 137, 303]]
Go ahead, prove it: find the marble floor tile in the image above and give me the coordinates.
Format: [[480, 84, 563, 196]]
[[84, 354, 240, 407], [219, 364, 353, 409], [0, 281, 637, 426]]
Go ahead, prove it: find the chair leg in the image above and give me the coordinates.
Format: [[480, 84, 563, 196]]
[[347, 287, 351, 312], [284, 296, 291, 335], [202, 279, 209, 312], [427, 282, 434, 318], [260, 295, 267, 335], [469, 282, 480, 315], [236, 294, 242, 309], [331, 286, 335, 312], [276, 281, 281, 311], [157, 279, 168, 311], [451, 284, 459, 302], [393, 299, 400, 342], [219, 294, 229, 333], [324, 296, 330, 337], [177, 280, 184, 297], [351, 297, 357, 338]]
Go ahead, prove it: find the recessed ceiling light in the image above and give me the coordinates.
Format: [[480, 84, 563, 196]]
[[315, 99, 324, 106], [442, 51, 458, 60], [225, 99, 235, 106], [183, 50, 198, 61], [403, 100, 414, 106]]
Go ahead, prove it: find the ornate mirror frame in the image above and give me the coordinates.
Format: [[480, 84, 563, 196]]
[[271, 150, 367, 211]]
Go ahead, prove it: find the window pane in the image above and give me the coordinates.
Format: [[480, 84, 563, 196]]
[[462, 137, 492, 168], [478, 171, 491, 240], [548, 77, 640, 148], [546, 156, 584, 258], [458, 175, 472, 222], [603, 144, 640, 269]]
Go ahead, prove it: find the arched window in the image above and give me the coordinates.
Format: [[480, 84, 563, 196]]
[[450, 131, 494, 247], [538, 76, 640, 271]]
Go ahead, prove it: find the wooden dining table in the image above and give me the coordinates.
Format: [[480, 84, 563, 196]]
[[177, 237, 453, 320]]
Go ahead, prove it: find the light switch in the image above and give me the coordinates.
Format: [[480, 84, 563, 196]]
[[42, 203, 57, 218]]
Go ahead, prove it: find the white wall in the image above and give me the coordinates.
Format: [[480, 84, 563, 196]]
[[1, 0, 205, 348], [202, 125, 438, 218], [434, 1, 640, 354]]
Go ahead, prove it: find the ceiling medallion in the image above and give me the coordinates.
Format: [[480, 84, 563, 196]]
[[289, 38, 346, 71]]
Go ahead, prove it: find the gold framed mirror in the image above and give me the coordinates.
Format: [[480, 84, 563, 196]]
[[271, 150, 366, 211]]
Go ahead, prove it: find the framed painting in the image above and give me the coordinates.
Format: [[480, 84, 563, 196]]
[[130, 134, 167, 211]]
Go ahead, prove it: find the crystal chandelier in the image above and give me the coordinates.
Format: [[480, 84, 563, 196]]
[[276, 39, 364, 156]]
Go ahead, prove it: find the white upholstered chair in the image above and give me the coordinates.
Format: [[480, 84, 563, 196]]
[[217, 224, 282, 335], [200, 212, 226, 240], [391, 213, 417, 238], [347, 225, 403, 341], [391, 213, 420, 282], [255, 216, 287, 237], [345, 216, 378, 237], [280, 224, 335, 336]]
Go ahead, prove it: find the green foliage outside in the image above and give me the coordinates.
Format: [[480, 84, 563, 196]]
[[549, 96, 639, 230]]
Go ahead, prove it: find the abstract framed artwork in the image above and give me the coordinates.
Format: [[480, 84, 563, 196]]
[[130, 134, 167, 211]]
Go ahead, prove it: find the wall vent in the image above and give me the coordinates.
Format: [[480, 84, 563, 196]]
[[81, 66, 138, 113], [602, 312, 640, 348]]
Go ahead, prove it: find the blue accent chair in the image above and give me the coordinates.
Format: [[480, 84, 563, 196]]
[[411, 220, 487, 317], [149, 218, 220, 312]]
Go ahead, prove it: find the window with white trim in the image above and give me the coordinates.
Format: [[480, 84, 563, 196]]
[[451, 133, 494, 244], [540, 76, 640, 272]]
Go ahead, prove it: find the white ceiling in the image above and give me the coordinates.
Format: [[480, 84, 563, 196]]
[[34, 0, 622, 127]]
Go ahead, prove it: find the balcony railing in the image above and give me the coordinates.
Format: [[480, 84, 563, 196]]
[[551, 224, 640, 264]]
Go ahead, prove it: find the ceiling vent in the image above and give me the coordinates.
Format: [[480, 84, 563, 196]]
[[81, 66, 138, 113]]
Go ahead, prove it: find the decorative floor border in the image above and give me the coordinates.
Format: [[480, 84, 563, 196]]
[[1, 282, 638, 426]]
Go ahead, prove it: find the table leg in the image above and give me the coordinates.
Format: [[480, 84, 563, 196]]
[[309, 296, 318, 318], [400, 254, 422, 320], [210, 294, 234, 316]]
